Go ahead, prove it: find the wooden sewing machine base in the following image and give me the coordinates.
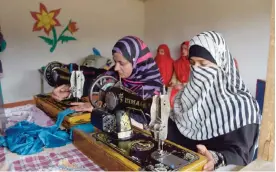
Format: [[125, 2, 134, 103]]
[[73, 129, 207, 171]]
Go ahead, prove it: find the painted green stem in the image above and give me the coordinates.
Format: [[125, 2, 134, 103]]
[[50, 27, 58, 52], [57, 24, 69, 42], [49, 22, 70, 52]]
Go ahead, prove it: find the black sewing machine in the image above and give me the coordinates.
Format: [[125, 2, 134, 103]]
[[89, 75, 152, 140], [88, 75, 207, 171], [43, 61, 107, 87], [43, 61, 107, 105]]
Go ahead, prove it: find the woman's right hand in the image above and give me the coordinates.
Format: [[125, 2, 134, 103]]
[[70, 102, 94, 112], [51, 84, 71, 101]]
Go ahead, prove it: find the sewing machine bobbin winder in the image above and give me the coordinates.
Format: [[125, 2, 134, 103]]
[[73, 75, 207, 171], [43, 61, 85, 104]]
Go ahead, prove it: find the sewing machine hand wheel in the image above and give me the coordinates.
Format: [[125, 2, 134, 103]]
[[43, 61, 64, 87], [89, 75, 118, 108]]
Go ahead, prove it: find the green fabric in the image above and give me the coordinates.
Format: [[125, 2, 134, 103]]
[[0, 82, 3, 103], [0, 40, 6, 52]]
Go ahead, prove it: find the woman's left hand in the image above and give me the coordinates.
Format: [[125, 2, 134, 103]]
[[197, 144, 215, 171]]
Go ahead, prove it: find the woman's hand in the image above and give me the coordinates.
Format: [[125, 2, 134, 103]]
[[70, 102, 93, 112], [51, 85, 71, 101], [197, 144, 215, 171], [174, 84, 184, 90]]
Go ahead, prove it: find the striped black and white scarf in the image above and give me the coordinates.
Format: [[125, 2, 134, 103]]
[[173, 31, 261, 140]]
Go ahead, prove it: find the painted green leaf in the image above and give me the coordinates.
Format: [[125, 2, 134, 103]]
[[38, 36, 53, 46], [59, 35, 77, 44]]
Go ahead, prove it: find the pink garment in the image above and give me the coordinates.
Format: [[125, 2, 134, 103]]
[[11, 148, 102, 171], [1, 104, 54, 134], [0, 147, 4, 164]]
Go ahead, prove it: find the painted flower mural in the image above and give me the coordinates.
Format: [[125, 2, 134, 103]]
[[68, 21, 78, 34], [30, 3, 78, 52]]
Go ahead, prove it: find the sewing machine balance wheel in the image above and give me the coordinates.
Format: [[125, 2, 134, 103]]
[[88, 75, 118, 108], [43, 61, 63, 87]]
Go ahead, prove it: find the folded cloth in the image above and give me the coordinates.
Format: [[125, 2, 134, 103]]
[[0, 109, 75, 155]]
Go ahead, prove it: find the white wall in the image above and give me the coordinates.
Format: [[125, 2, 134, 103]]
[[0, 0, 271, 103], [144, 0, 271, 95], [0, 0, 145, 103]]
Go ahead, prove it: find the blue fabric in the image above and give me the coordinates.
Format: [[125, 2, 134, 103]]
[[0, 109, 75, 155], [92, 47, 101, 56], [69, 63, 73, 73], [69, 123, 95, 139], [253, 79, 266, 161], [253, 148, 258, 160], [256, 79, 266, 115]]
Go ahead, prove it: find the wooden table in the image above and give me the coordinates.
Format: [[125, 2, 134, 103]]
[[73, 129, 207, 171]]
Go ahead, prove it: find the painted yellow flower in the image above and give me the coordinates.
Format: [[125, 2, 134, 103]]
[[30, 3, 61, 35]]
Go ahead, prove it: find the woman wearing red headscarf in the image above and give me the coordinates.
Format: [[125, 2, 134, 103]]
[[170, 41, 191, 108], [173, 41, 190, 83], [154, 44, 174, 87]]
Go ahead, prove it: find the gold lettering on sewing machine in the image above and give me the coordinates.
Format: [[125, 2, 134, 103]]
[[125, 98, 141, 106]]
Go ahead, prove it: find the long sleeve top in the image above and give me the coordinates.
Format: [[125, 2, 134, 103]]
[[167, 118, 259, 168]]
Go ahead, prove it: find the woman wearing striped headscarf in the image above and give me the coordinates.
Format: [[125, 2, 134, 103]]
[[52, 36, 163, 124], [108, 36, 163, 99], [169, 31, 261, 171]]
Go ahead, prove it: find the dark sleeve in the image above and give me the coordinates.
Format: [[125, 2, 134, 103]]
[[167, 119, 259, 166], [215, 124, 259, 166], [130, 113, 150, 125], [0, 60, 2, 74]]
